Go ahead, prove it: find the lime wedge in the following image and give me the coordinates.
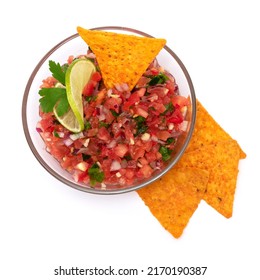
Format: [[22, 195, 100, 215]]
[[64, 58, 96, 132], [53, 106, 82, 133], [53, 82, 82, 133]]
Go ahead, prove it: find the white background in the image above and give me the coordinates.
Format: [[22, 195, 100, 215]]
[[1, 0, 259, 279]]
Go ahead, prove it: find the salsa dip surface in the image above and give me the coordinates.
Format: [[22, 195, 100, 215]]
[[36, 28, 190, 189]]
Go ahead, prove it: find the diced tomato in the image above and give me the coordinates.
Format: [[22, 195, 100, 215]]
[[136, 76, 151, 88], [124, 168, 135, 179], [147, 86, 169, 97], [102, 158, 112, 178], [156, 130, 171, 141], [139, 164, 153, 178], [51, 143, 70, 161], [142, 140, 153, 152], [94, 89, 106, 105], [167, 108, 184, 124], [111, 123, 122, 138], [91, 71, 102, 82], [82, 81, 95, 96], [40, 76, 57, 88], [138, 157, 148, 166], [104, 109, 115, 124], [150, 68, 159, 75], [122, 92, 140, 111], [130, 146, 145, 160], [149, 102, 166, 115], [124, 127, 135, 144], [39, 115, 54, 131], [104, 97, 122, 113], [145, 151, 157, 162], [67, 55, 74, 64], [165, 79, 176, 94], [87, 128, 98, 137], [84, 103, 95, 119], [97, 127, 111, 142], [134, 106, 149, 118], [135, 88, 146, 97], [73, 170, 88, 183], [114, 143, 128, 158], [172, 95, 189, 108]]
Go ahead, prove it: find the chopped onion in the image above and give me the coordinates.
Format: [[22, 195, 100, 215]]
[[125, 91, 131, 99], [63, 138, 73, 146], [115, 84, 123, 91], [121, 83, 129, 91], [76, 148, 88, 154], [86, 52, 96, 59], [180, 120, 189, 132], [56, 131, 65, 138], [107, 139, 116, 148], [83, 138, 90, 147], [121, 159, 128, 168], [110, 160, 121, 171], [69, 132, 84, 141], [107, 89, 113, 96]]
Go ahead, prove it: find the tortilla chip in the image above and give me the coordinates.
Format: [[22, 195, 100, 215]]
[[77, 26, 166, 90], [137, 167, 210, 238], [176, 140, 241, 218], [186, 100, 246, 159]]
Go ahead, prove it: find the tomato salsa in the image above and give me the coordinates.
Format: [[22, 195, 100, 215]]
[[37, 51, 189, 188]]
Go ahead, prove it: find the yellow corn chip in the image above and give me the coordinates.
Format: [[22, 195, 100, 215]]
[[77, 26, 166, 90], [186, 100, 246, 159], [176, 140, 241, 218], [137, 167, 210, 238]]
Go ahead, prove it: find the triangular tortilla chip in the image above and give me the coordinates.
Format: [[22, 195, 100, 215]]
[[77, 26, 166, 90], [137, 167, 210, 238], [176, 140, 241, 218], [186, 100, 246, 159]]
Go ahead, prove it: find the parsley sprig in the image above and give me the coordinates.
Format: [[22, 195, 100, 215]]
[[38, 60, 69, 117], [49, 60, 66, 85], [39, 87, 69, 117]]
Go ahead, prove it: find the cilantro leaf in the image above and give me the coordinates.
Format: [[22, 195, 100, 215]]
[[134, 116, 148, 136], [148, 73, 169, 86], [159, 146, 173, 161], [162, 102, 174, 115], [49, 60, 66, 85], [39, 87, 69, 116], [88, 163, 104, 186]]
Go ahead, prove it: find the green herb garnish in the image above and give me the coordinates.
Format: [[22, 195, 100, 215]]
[[134, 116, 148, 136], [99, 121, 110, 128], [84, 121, 91, 130], [166, 137, 175, 144], [39, 87, 69, 116], [49, 60, 66, 85], [148, 73, 169, 86], [38, 60, 69, 116], [82, 154, 91, 161], [162, 102, 174, 115], [110, 109, 120, 117], [88, 163, 105, 185], [159, 146, 173, 161], [53, 130, 60, 138]]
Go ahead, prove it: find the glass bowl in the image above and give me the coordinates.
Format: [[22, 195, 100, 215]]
[[22, 26, 196, 195]]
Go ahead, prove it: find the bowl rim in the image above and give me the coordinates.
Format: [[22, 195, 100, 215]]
[[22, 26, 196, 195]]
